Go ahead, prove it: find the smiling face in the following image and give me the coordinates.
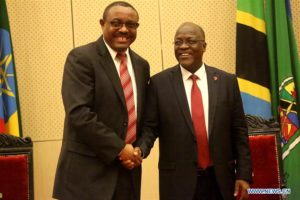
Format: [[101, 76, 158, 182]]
[[100, 5, 139, 52], [174, 22, 206, 73]]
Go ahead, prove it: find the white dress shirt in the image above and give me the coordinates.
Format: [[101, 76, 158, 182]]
[[104, 40, 137, 115], [180, 64, 209, 137]]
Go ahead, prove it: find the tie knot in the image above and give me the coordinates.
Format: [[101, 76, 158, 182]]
[[116, 52, 127, 61], [190, 74, 199, 82]]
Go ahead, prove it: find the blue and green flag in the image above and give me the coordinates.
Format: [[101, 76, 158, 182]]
[[266, 0, 300, 199], [0, 0, 22, 136], [236, 0, 272, 120]]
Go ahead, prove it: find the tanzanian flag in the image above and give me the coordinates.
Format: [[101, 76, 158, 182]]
[[236, 0, 272, 120], [0, 0, 22, 136], [266, 0, 300, 199]]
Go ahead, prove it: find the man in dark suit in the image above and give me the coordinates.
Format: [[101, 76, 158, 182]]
[[138, 22, 252, 200], [53, 1, 149, 200]]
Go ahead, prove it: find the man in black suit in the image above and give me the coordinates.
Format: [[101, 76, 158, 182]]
[[53, 1, 149, 200], [138, 22, 252, 200]]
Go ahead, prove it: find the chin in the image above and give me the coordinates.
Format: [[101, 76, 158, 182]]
[[114, 46, 129, 52], [180, 62, 193, 68]]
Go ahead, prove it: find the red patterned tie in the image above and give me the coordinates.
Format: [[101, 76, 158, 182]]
[[117, 53, 136, 144], [190, 74, 212, 169]]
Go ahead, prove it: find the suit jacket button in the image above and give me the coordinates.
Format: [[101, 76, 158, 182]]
[[123, 122, 127, 126]]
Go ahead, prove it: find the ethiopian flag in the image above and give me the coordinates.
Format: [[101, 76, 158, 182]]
[[0, 0, 22, 136], [236, 0, 272, 120], [266, 0, 300, 199]]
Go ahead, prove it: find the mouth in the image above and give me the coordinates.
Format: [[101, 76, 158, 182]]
[[115, 36, 130, 43], [178, 53, 192, 58]]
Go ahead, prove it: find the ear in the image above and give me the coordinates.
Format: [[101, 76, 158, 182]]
[[202, 42, 207, 52], [100, 19, 105, 27]]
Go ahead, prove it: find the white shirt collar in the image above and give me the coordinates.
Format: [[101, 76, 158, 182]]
[[180, 63, 206, 80], [103, 39, 129, 59]]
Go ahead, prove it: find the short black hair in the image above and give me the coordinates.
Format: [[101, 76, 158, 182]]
[[177, 22, 206, 39], [102, 1, 139, 20]]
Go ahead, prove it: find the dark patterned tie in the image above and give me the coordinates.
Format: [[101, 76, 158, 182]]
[[117, 53, 136, 143], [190, 74, 212, 169]]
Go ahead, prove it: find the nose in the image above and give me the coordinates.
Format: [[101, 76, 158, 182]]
[[179, 42, 189, 48], [119, 24, 129, 32]]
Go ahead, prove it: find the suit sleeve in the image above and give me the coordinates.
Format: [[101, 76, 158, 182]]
[[137, 78, 159, 158], [62, 48, 125, 164], [231, 75, 253, 183]]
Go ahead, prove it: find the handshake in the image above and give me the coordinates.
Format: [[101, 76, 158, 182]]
[[118, 144, 143, 170]]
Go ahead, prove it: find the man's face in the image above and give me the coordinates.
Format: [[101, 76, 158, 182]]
[[100, 6, 139, 52], [174, 24, 206, 72]]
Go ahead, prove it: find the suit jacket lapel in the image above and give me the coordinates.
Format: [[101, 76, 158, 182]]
[[206, 65, 219, 137], [171, 66, 195, 135], [96, 37, 126, 108], [130, 50, 143, 122]]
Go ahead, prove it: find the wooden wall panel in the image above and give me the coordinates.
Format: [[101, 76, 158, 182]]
[[7, 0, 72, 141]]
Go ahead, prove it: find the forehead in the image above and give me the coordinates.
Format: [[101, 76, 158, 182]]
[[106, 6, 138, 21], [175, 25, 203, 39]]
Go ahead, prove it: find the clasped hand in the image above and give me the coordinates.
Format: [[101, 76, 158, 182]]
[[118, 144, 142, 170]]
